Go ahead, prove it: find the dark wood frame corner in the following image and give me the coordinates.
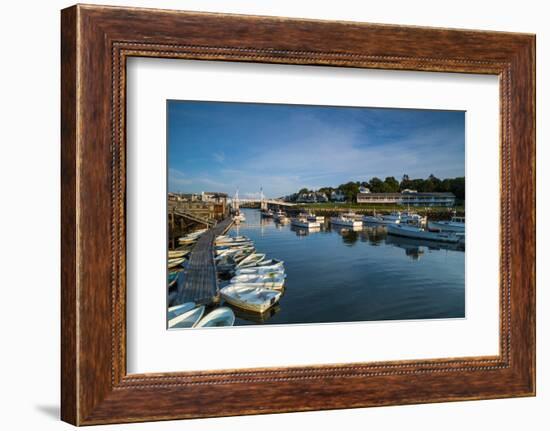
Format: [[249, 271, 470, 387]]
[[61, 4, 536, 426]]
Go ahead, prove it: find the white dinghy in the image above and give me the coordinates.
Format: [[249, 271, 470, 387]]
[[220, 285, 282, 313], [235, 263, 284, 275], [195, 307, 235, 328], [230, 272, 286, 289], [167, 302, 196, 320], [168, 249, 190, 259], [236, 253, 266, 268], [168, 257, 186, 269], [168, 305, 205, 329]]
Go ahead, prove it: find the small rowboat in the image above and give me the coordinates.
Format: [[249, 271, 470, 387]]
[[236, 253, 266, 268], [168, 257, 186, 269], [168, 305, 205, 329], [168, 249, 190, 259], [256, 259, 283, 267], [215, 235, 249, 245], [235, 263, 284, 275], [230, 272, 286, 289], [167, 302, 195, 320], [220, 285, 282, 313], [195, 307, 235, 328]]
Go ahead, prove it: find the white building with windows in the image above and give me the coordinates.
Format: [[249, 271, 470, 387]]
[[330, 190, 346, 202], [356, 189, 455, 207]]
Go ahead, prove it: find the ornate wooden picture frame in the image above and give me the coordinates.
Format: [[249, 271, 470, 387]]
[[61, 4, 535, 425]]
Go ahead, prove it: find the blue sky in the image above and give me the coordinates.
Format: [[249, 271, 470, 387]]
[[168, 101, 465, 198]]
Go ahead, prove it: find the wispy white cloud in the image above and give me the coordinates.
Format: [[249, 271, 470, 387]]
[[213, 151, 225, 163]]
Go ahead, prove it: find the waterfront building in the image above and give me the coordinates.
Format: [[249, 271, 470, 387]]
[[330, 190, 347, 202], [356, 189, 455, 207]]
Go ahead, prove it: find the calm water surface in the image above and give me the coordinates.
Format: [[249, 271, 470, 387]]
[[224, 208, 465, 326]]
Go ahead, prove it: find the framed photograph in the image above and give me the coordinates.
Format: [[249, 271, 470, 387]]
[[61, 4, 535, 425]]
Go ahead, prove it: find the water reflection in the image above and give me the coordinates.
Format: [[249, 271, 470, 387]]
[[226, 209, 465, 326]]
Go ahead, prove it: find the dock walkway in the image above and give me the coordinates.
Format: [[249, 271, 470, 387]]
[[178, 217, 234, 305]]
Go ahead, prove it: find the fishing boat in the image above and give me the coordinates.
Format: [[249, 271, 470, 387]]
[[330, 216, 362, 228], [167, 302, 195, 320], [195, 307, 236, 328], [168, 257, 186, 269], [230, 272, 286, 289], [274, 210, 290, 224], [387, 223, 460, 243], [168, 305, 205, 329], [168, 249, 190, 259], [291, 217, 320, 229], [380, 211, 402, 224], [428, 216, 465, 233], [235, 263, 284, 275], [236, 253, 267, 268], [306, 213, 325, 223], [400, 211, 425, 226], [362, 214, 384, 224], [220, 285, 282, 313]]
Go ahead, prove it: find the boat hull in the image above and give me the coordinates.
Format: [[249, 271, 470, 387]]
[[428, 221, 465, 233], [387, 224, 460, 243], [330, 218, 363, 228]]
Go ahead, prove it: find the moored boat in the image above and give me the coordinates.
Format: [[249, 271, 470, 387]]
[[330, 216, 362, 228], [235, 263, 285, 275], [236, 252, 267, 268], [167, 302, 196, 320], [387, 223, 460, 243], [220, 285, 282, 313], [428, 216, 465, 233], [168, 257, 186, 269], [195, 307, 235, 328], [168, 305, 205, 329], [291, 217, 320, 229], [400, 211, 425, 226], [230, 272, 286, 289], [168, 249, 190, 259], [362, 214, 384, 224], [379, 211, 401, 224], [306, 212, 325, 223]]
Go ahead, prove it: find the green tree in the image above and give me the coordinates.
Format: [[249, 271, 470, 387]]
[[384, 176, 400, 193], [368, 177, 384, 193]]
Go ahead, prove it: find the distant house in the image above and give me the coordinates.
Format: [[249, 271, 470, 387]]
[[201, 191, 228, 203], [330, 190, 346, 202], [316, 192, 329, 202], [359, 186, 370, 194], [356, 190, 455, 207]]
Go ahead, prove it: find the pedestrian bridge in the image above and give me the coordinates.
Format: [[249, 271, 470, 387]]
[[234, 199, 296, 208]]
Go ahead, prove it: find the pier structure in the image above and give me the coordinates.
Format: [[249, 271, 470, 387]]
[[177, 216, 234, 305]]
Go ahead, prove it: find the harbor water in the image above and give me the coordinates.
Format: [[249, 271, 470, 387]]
[[226, 208, 465, 326]]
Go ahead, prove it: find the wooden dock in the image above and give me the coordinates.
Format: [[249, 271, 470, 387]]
[[177, 217, 234, 305]]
